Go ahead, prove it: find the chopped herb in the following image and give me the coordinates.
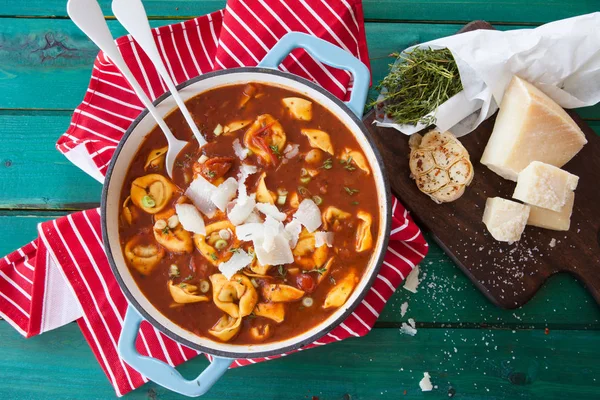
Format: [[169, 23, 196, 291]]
[[205, 170, 216, 179], [351, 201, 360, 206], [307, 266, 327, 275], [340, 156, 356, 171], [210, 253, 218, 261], [344, 186, 360, 196], [247, 312, 257, 319], [320, 158, 333, 170], [184, 153, 193, 161], [161, 226, 170, 235], [298, 305, 305, 310], [269, 145, 281, 157], [179, 283, 188, 289], [229, 247, 240, 254], [175, 160, 184, 168], [277, 265, 287, 278], [329, 275, 336, 285], [182, 274, 194, 282]]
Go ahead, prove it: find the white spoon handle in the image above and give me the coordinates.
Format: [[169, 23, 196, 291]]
[[67, 0, 173, 142], [112, 0, 207, 146]]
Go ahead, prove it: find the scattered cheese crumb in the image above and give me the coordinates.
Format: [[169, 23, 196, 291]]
[[403, 265, 420, 293], [419, 372, 433, 391], [400, 302, 409, 317], [549, 238, 556, 248], [400, 318, 417, 336]]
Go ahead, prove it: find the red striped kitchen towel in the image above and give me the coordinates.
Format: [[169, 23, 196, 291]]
[[0, 1, 428, 396]]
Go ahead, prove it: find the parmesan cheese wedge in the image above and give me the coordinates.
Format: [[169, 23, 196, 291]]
[[483, 197, 530, 242], [480, 76, 587, 181]]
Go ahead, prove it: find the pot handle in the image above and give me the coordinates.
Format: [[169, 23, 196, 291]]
[[258, 32, 370, 118], [118, 306, 233, 397]]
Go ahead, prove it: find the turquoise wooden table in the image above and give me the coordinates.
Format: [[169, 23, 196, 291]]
[[1, 1, 600, 399]]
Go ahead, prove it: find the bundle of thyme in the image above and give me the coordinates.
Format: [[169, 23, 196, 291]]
[[373, 47, 462, 126]]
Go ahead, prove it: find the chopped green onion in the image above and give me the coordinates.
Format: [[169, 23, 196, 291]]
[[213, 124, 223, 136], [210, 253, 218, 261], [215, 239, 228, 250], [320, 159, 333, 170], [297, 186, 310, 197], [199, 280, 210, 293], [300, 176, 311, 184], [141, 195, 156, 208], [301, 297, 314, 307], [312, 195, 323, 206], [250, 278, 259, 288], [351, 201, 360, 206], [277, 188, 288, 196], [277, 265, 287, 278], [300, 168, 309, 177], [277, 195, 287, 205], [168, 264, 180, 278], [344, 186, 360, 196]]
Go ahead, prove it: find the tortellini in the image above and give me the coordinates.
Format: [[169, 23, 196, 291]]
[[262, 284, 305, 302], [301, 128, 333, 155], [194, 221, 238, 266], [144, 146, 168, 171], [130, 174, 175, 214], [124, 238, 165, 275], [210, 274, 258, 318], [168, 281, 209, 304], [322, 206, 351, 231], [253, 302, 285, 323], [249, 324, 272, 341], [339, 147, 370, 175], [255, 172, 276, 204], [154, 224, 193, 253], [209, 314, 242, 342], [323, 269, 357, 309], [244, 114, 287, 165], [355, 211, 373, 252], [292, 230, 329, 269], [282, 97, 312, 121]]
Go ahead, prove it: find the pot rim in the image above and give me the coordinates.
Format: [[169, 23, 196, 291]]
[[101, 66, 392, 359]]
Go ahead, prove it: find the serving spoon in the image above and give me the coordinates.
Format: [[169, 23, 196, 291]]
[[67, 0, 188, 179], [112, 0, 207, 147]]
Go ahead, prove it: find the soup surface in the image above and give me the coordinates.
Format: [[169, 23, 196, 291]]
[[119, 82, 380, 345]]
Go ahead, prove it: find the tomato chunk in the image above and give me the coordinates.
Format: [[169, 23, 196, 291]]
[[296, 273, 316, 293]]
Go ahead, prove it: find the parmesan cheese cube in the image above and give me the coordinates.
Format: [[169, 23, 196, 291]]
[[512, 161, 578, 212], [483, 197, 530, 242], [527, 191, 574, 231], [480, 76, 587, 181]]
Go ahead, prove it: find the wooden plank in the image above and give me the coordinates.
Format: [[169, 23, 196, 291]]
[[1, 322, 599, 399], [0, 0, 596, 25], [1, 214, 598, 327], [0, 114, 101, 210], [4, 18, 600, 121]]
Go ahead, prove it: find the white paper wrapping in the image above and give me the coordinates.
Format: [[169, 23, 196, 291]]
[[375, 13, 600, 136]]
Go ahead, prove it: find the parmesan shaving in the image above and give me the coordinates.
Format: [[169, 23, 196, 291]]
[[235, 223, 264, 242], [403, 265, 420, 293], [210, 177, 238, 211], [314, 231, 334, 248], [284, 219, 302, 249], [244, 209, 264, 224], [237, 164, 258, 200], [262, 216, 283, 252], [185, 176, 217, 218], [233, 138, 249, 160], [218, 249, 253, 280], [294, 199, 322, 232], [175, 204, 206, 235], [253, 235, 294, 266], [419, 372, 433, 392], [227, 194, 256, 226], [256, 202, 287, 221]]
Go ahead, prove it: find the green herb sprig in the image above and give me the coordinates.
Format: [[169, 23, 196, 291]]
[[372, 47, 462, 126]]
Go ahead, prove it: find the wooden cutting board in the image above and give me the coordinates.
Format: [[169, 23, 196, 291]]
[[366, 21, 600, 309]]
